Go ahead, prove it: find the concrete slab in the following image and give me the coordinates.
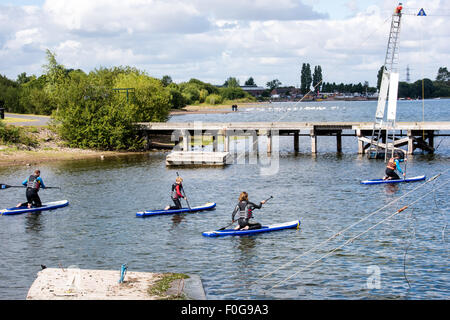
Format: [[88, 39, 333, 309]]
[[26, 268, 206, 300], [166, 151, 231, 166]]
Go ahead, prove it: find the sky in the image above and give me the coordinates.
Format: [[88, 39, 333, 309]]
[[0, 0, 448, 88]]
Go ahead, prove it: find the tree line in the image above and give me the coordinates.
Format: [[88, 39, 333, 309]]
[[1, 51, 448, 151], [0, 50, 257, 150]]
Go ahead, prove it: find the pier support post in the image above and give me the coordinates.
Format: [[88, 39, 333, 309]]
[[145, 131, 151, 150], [252, 131, 259, 154], [407, 130, 414, 155], [428, 130, 435, 151], [310, 129, 317, 154], [294, 130, 299, 153], [223, 130, 229, 152], [357, 129, 364, 154], [182, 130, 190, 151], [212, 133, 218, 152], [336, 131, 342, 153]]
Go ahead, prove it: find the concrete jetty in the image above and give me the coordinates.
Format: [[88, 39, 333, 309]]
[[26, 267, 206, 300]]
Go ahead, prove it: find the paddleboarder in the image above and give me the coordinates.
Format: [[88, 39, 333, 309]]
[[164, 176, 187, 210], [383, 153, 406, 180], [231, 192, 266, 230], [16, 169, 46, 208]]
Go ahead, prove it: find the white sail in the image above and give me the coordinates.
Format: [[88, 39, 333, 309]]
[[387, 72, 399, 121], [376, 71, 390, 119]]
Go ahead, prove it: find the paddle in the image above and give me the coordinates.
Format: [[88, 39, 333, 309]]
[[1, 184, 60, 190], [218, 196, 273, 231], [403, 155, 408, 180], [176, 172, 191, 211]]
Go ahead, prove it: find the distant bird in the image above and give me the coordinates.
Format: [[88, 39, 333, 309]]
[[40, 264, 47, 270]]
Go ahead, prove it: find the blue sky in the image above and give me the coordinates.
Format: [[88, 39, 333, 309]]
[[0, 1, 448, 87]]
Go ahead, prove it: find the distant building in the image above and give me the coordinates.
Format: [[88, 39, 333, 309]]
[[270, 86, 300, 99], [240, 85, 266, 97]]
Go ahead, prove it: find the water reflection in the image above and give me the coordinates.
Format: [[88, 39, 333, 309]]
[[384, 184, 399, 195], [25, 214, 43, 233], [171, 214, 185, 227]]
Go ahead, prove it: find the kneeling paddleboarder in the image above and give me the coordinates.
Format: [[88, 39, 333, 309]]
[[231, 192, 266, 230], [165, 176, 187, 210], [383, 153, 406, 180], [16, 169, 45, 208]]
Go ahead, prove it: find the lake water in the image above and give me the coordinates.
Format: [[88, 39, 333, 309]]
[[0, 99, 448, 300]]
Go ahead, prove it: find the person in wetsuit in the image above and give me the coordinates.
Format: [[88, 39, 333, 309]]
[[383, 153, 406, 180], [16, 169, 45, 208], [164, 176, 187, 210], [231, 191, 266, 230]]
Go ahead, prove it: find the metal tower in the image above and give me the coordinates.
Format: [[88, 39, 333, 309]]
[[365, 4, 403, 160]]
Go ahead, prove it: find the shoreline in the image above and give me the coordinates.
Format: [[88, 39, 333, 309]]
[[169, 98, 373, 115], [0, 148, 150, 167]]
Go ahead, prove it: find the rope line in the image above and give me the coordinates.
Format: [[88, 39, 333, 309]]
[[251, 170, 448, 287], [265, 177, 449, 292]]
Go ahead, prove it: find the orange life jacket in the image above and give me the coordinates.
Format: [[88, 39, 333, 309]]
[[395, 5, 403, 14], [387, 158, 397, 170]]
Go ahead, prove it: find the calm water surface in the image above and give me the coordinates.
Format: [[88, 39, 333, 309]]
[[0, 100, 448, 300]]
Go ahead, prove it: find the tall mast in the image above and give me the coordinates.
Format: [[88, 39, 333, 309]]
[[367, 3, 403, 160]]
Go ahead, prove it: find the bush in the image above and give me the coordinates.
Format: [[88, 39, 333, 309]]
[[167, 83, 186, 109], [0, 121, 38, 147], [219, 87, 247, 100], [53, 68, 171, 151], [205, 94, 223, 105]]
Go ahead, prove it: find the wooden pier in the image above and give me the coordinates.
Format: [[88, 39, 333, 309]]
[[137, 121, 450, 157]]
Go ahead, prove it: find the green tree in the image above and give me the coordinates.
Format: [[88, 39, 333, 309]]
[[219, 87, 247, 100], [300, 63, 312, 94], [0, 74, 20, 113], [223, 77, 240, 88], [161, 75, 173, 86], [436, 67, 449, 82], [376, 66, 386, 90], [266, 79, 282, 91], [52, 67, 171, 150], [244, 77, 256, 86], [312, 65, 323, 91], [167, 83, 186, 109], [17, 72, 33, 85]]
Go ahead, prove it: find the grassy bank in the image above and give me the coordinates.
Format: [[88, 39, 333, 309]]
[[0, 123, 147, 167]]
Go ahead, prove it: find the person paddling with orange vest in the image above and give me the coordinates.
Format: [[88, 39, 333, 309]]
[[383, 153, 406, 180]]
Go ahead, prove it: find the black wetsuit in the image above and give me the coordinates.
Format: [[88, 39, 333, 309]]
[[385, 158, 404, 180], [168, 183, 184, 210], [20, 175, 43, 207], [232, 200, 263, 230]]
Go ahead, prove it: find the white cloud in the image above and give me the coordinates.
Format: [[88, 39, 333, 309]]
[[0, 0, 448, 86]]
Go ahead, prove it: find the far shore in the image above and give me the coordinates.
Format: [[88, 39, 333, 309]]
[[169, 102, 267, 115], [169, 97, 379, 115]]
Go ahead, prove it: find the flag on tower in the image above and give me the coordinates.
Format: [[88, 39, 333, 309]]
[[417, 8, 426, 16]]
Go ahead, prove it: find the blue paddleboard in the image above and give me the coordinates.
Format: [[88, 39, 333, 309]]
[[202, 220, 301, 237], [360, 175, 426, 185], [0, 200, 69, 215], [136, 202, 216, 217]]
